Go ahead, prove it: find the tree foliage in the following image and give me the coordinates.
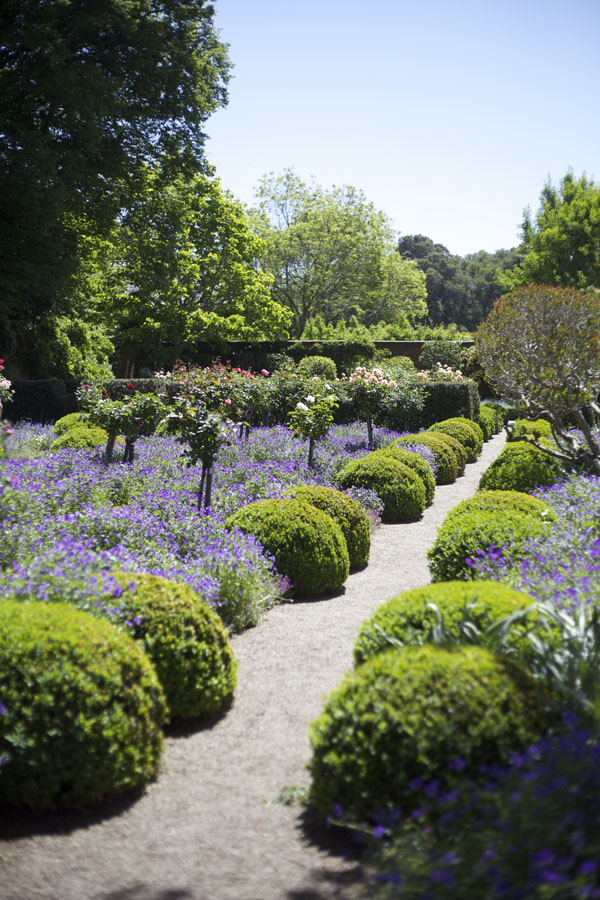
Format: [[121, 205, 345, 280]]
[[0, 0, 230, 358], [503, 171, 600, 290], [476, 285, 600, 474], [250, 171, 427, 335]]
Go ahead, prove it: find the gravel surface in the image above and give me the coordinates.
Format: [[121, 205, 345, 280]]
[[0, 431, 506, 900]]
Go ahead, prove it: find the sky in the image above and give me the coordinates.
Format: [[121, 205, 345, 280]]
[[204, 0, 600, 257]]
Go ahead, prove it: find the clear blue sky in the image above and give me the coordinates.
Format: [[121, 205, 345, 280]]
[[204, 0, 600, 256]]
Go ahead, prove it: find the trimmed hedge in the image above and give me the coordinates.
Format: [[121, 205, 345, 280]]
[[104, 573, 237, 722], [393, 433, 460, 485], [479, 442, 563, 493], [477, 405, 500, 440], [309, 643, 557, 821], [226, 499, 349, 597], [420, 380, 480, 426], [353, 580, 541, 665], [428, 505, 554, 582], [0, 600, 166, 810], [53, 412, 90, 434], [296, 355, 338, 380], [283, 485, 371, 570], [373, 446, 436, 505], [511, 418, 554, 441], [49, 424, 110, 451], [339, 453, 426, 523], [429, 417, 484, 462], [447, 490, 558, 525]]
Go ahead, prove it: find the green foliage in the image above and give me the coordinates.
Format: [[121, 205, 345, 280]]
[[296, 355, 337, 379], [226, 499, 349, 598], [372, 447, 436, 505], [103, 573, 237, 722], [0, 600, 166, 810], [479, 442, 564, 493], [288, 393, 338, 446], [393, 433, 459, 485], [49, 424, 110, 451], [353, 580, 541, 665], [447, 490, 558, 525], [428, 417, 484, 462], [53, 412, 90, 435], [428, 504, 554, 582], [301, 315, 471, 342], [419, 380, 481, 426], [504, 171, 600, 290], [418, 340, 464, 371], [339, 453, 426, 523], [308, 643, 557, 821], [477, 405, 500, 440], [250, 170, 428, 336], [283, 485, 371, 570], [511, 418, 553, 441]]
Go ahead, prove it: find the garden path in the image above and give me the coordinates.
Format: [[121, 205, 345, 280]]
[[0, 431, 506, 900]]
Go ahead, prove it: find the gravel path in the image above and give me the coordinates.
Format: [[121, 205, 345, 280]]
[[0, 432, 506, 900]]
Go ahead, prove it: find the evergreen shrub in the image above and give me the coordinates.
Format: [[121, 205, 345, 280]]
[[53, 412, 90, 434], [309, 644, 557, 822], [479, 442, 563, 493], [450, 490, 557, 524], [226, 499, 349, 597], [105, 573, 237, 722], [418, 340, 464, 370], [393, 433, 459, 484], [420, 380, 480, 426], [339, 454, 426, 523], [49, 424, 110, 451], [283, 485, 370, 570], [477, 405, 498, 440], [372, 446, 436, 505], [353, 580, 542, 665], [428, 506, 554, 582], [511, 418, 553, 441], [296, 355, 337, 380], [429, 417, 484, 462], [0, 600, 166, 811]]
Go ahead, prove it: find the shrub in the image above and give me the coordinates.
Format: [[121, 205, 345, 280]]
[[511, 417, 553, 441], [104, 573, 237, 722], [308, 643, 557, 822], [477, 405, 498, 440], [449, 489, 558, 524], [296, 355, 338, 380], [0, 600, 166, 811], [53, 411, 90, 435], [428, 418, 483, 462], [420, 380, 480, 426], [428, 506, 554, 582], [479, 441, 563, 493], [353, 580, 542, 665], [393, 433, 459, 484], [226, 499, 349, 597], [339, 453, 426, 523], [430, 429, 468, 473], [418, 340, 464, 371], [372, 446, 436, 505], [283, 485, 370, 570], [49, 423, 111, 451]]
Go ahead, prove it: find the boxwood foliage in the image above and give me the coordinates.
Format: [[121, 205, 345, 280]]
[[428, 417, 484, 462], [428, 505, 554, 582], [309, 643, 557, 822], [511, 418, 554, 441], [353, 580, 541, 665], [372, 446, 436, 505], [296, 355, 338, 380], [0, 600, 166, 811], [49, 424, 110, 451], [339, 454, 426, 523], [479, 442, 563, 493], [477, 405, 500, 440], [104, 572, 237, 723], [393, 433, 459, 485], [283, 485, 370, 570], [448, 490, 558, 525], [226, 499, 349, 598], [53, 411, 90, 434], [420, 380, 480, 426]]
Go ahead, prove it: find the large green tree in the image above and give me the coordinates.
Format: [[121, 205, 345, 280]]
[[250, 171, 427, 336], [0, 0, 230, 362], [101, 170, 291, 371], [502, 171, 600, 290]]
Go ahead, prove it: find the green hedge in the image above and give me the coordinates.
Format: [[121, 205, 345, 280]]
[[420, 380, 480, 426]]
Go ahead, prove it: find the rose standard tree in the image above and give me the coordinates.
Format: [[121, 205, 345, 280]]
[[475, 285, 600, 474]]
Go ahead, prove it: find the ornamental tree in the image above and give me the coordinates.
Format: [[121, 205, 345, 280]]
[[475, 285, 600, 474]]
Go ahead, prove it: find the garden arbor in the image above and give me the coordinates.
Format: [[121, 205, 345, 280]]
[[475, 285, 600, 475]]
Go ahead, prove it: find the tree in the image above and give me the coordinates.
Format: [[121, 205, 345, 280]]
[[93, 170, 292, 372], [250, 171, 427, 336], [503, 171, 600, 290], [475, 285, 600, 474], [0, 0, 230, 358]]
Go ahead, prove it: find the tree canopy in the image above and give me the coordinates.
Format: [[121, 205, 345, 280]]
[[250, 171, 428, 336], [502, 171, 600, 291], [0, 0, 231, 355]]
